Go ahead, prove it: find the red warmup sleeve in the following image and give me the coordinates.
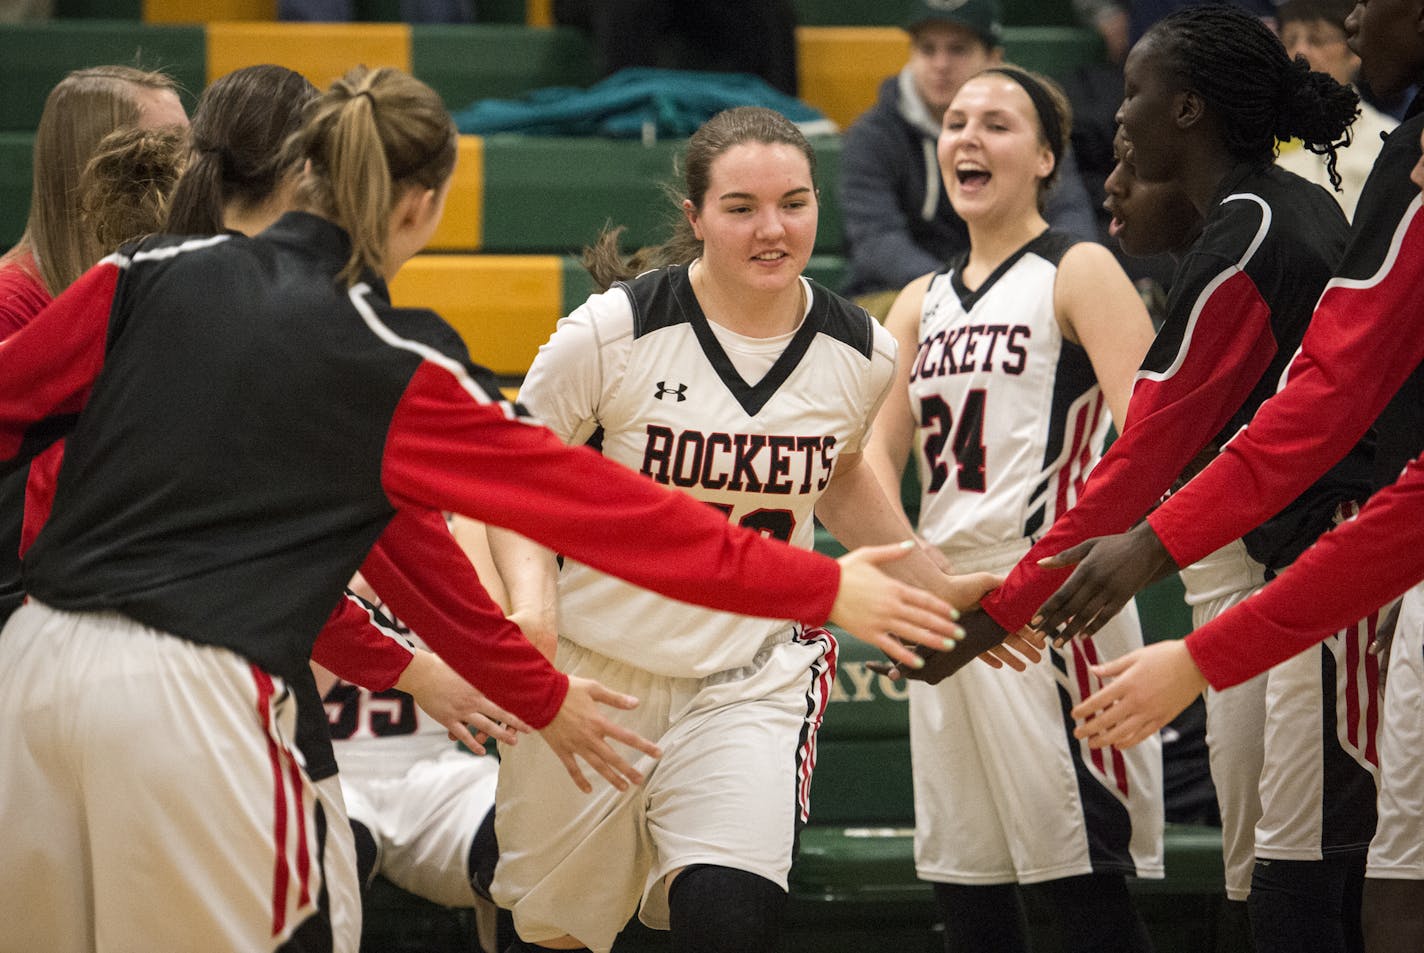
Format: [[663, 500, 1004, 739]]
[[0, 260, 117, 465], [19, 441, 63, 556], [380, 363, 843, 626], [980, 267, 1277, 631], [1186, 450, 1424, 688], [310, 593, 416, 692], [358, 506, 570, 729], [1150, 200, 1424, 568]]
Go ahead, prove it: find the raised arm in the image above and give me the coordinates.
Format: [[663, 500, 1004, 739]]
[[979, 245, 1279, 634]]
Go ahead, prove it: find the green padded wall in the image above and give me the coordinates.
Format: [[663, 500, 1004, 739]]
[[0, 22, 205, 132], [412, 24, 596, 112], [1002, 25, 1104, 78], [0, 134, 33, 249]]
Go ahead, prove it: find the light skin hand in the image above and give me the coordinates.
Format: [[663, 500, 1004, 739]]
[[1069, 640, 1208, 749], [829, 541, 966, 671], [539, 676, 663, 794], [1033, 521, 1177, 645], [396, 650, 533, 754]]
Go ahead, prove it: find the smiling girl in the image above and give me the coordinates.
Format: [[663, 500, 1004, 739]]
[[487, 106, 996, 953], [862, 68, 1162, 953]]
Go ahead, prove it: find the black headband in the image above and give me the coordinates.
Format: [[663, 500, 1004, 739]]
[[982, 67, 1063, 167]]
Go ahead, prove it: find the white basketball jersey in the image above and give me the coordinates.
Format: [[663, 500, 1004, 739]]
[[908, 231, 1107, 557], [519, 264, 895, 678]]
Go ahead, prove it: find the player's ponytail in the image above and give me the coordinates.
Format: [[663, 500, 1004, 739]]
[[1276, 56, 1358, 189], [582, 106, 819, 292], [284, 66, 456, 287], [1144, 4, 1359, 190], [166, 65, 317, 236]]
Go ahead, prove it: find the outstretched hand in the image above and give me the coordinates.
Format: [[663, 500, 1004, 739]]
[[399, 651, 534, 755], [830, 541, 965, 672], [866, 609, 1045, 684], [1033, 522, 1177, 645], [1070, 640, 1207, 749], [540, 676, 663, 794]]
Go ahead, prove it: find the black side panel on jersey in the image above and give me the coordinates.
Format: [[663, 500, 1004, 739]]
[[620, 264, 874, 417]]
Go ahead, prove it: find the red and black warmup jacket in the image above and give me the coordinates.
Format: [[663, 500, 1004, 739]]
[[1142, 104, 1424, 688], [980, 162, 1373, 633], [0, 212, 841, 733]]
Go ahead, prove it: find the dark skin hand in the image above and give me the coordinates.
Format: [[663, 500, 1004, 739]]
[[1031, 521, 1179, 645], [866, 609, 1038, 684]]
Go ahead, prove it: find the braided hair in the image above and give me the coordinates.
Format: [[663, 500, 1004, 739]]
[[1143, 3, 1358, 189]]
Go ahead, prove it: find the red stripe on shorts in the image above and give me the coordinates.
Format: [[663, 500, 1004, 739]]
[[251, 666, 291, 937]]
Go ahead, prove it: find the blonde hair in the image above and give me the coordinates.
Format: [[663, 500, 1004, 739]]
[[282, 66, 457, 286], [80, 125, 190, 251], [2, 66, 180, 295]]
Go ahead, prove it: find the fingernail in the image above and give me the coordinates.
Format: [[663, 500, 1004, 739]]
[[949, 606, 961, 621], [899, 539, 916, 550], [1030, 614, 1043, 626], [942, 637, 958, 651], [911, 654, 926, 669]]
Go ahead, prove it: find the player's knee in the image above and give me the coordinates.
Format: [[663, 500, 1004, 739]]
[[350, 819, 378, 889], [468, 807, 499, 901], [667, 864, 786, 953]]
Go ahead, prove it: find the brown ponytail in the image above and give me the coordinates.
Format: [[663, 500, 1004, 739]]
[[282, 66, 457, 286]]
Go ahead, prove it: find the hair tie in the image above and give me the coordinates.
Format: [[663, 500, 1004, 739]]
[[355, 89, 378, 111], [982, 67, 1064, 166]]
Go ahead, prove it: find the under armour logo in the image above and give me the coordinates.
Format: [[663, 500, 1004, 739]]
[[655, 381, 688, 402]]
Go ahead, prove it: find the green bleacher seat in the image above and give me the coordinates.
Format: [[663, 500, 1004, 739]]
[[412, 24, 596, 113], [0, 22, 204, 133]]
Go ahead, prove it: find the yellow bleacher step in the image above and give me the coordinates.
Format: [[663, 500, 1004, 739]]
[[389, 254, 561, 377], [796, 26, 908, 130], [206, 21, 411, 88]]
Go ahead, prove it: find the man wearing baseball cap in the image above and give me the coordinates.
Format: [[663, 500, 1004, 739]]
[[839, 0, 1097, 316]]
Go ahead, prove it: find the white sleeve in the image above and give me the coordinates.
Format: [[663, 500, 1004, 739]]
[[517, 287, 634, 447]]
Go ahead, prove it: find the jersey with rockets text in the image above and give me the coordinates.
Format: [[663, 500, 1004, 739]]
[[520, 264, 895, 678], [908, 230, 1106, 556]]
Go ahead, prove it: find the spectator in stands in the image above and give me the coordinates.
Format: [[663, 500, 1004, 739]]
[[552, 0, 800, 97], [278, 0, 471, 23], [1275, 0, 1396, 219], [839, 0, 1097, 318]]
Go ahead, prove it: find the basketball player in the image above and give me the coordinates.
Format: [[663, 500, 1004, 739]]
[[0, 69, 966, 953], [863, 68, 1162, 953], [1057, 6, 1424, 949], [884, 11, 1382, 952], [487, 106, 1002, 953]]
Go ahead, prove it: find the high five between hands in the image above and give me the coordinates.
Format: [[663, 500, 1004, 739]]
[[865, 524, 1211, 754]]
